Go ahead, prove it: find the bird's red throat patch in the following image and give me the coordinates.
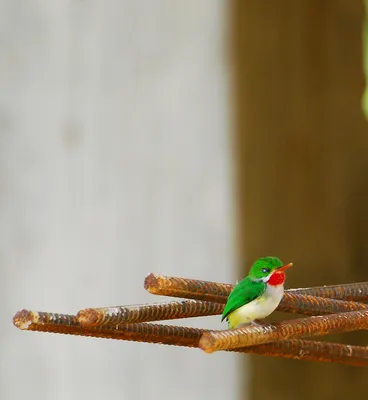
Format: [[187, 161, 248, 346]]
[[268, 271, 286, 286]]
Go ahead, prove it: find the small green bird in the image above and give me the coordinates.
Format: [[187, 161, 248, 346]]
[[222, 257, 293, 329]]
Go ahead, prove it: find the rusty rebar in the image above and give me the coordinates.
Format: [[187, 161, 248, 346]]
[[292, 282, 368, 301], [199, 310, 368, 353], [278, 293, 368, 315], [13, 309, 368, 366], [144, 273, 232, 302], [144, 274, 368, 316], [145, 274, 368, 303], [13, 309, 204, 347], [77, 300, 224, 327], [240, 340, 368, 367]]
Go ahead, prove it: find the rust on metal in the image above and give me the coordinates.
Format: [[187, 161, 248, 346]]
[[77, 295, 368, 329], [199, 310, 368, 353], [278, 293, 368, 315], [14, 310, 368, 366], [144, 273, 368, 303], [13, 275, 368, 367], [13, 309, 79, 330], [292, 282, 368, 302], [77, 300, 224, 327], [238, 339, 368, 367], [13, 309, 205, 347], [12, 309, 368, 366], [144, 274, 368, 316], [144, 273, 232, 303]]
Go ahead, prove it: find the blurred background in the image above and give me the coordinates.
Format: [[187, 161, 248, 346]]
[[1, 1, 368, 400]]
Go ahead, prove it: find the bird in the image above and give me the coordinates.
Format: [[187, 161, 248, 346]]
[[221, 256, 293, 329]]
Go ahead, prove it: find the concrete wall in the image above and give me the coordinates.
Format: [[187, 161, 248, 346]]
[[0, 2, 239, 399]]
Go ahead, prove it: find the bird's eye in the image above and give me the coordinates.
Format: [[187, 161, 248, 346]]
[[261, 268, 270, 273]]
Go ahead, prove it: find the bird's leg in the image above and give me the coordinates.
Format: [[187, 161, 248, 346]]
[[233, 320, 271, 329], [235, 320, 264, 329], [252, 319, 272, 327]]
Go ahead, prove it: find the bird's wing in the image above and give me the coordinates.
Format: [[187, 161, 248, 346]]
[[221, 278, 266, 321]]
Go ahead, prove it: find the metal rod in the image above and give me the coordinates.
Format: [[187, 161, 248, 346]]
[[13, 309, 368, 366], [199, 310, 368, 353], [144, 273, 231, 302], [77, 300, 224, 327], [13, 309, 204, 347], [278, 293, 368, 315], [144, 274, 368, 316], [77, 294, 368, 328], [240, 339, 368, 367], [144, 273, 368, 303], [291, 283, 368, 302]]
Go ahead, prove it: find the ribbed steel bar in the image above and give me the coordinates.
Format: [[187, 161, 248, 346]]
[[77, 300, 224, 327], [199, 310, 368, 353], [239, 340, 368, 367], [144, 274, 368, 303], [144, 274, 368, 316], [13, 310, 368, 366], [13, 309, 204, 347], [13, 309, 368, 366], [292, 282, 368, 301], [278, 293, 368, 315], [144, 273, 231, 302]]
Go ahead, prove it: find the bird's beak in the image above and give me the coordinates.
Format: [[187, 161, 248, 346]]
[[277, 262, 293, 272]]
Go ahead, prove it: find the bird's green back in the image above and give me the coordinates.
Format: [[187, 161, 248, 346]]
[[221, 277, 266, 321]]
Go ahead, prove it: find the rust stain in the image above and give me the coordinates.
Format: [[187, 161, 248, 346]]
[[13, 276, 368, 367]]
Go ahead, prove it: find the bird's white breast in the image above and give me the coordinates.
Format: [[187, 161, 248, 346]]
[[228, 284, 284, 328]]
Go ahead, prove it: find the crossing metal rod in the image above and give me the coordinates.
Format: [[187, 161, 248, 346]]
[[199, 310, 368, 353], [144, 273, 368, 303], [76, 293, 368, 328], [13, 309, 368, 367], [13, 309, 204, 347], [143, 274, 368, 317], [238, 339, 368, 367], [77, 300, 224, 327]]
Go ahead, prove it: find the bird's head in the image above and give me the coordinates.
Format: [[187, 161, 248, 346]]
[[249, 256, 293, 285]]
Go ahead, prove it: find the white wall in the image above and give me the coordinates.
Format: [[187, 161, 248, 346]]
[[0, 1, 239, 399]]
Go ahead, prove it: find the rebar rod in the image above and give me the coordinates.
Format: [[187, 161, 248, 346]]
[[199, 310, 368, 353], [144, 274, 368, 303], [77, 300, 224, 327], [240, 340, 368, 367], [144, 273, 231, 302], [13, 309, 204, 347], [13, 309, 368, 366], [77, 295, 368, 329], [144, 274, 368, 316], [292, 283, 368, 301], [279, 293, 368, 315]]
